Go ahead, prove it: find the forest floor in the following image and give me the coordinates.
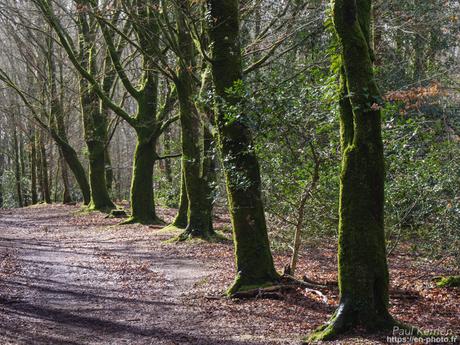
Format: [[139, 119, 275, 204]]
[[0, 204, 458, 345]]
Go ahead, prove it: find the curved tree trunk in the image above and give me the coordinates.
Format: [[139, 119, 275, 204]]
[[207, 0, 278, 295], [308, 0, 399, 340], [56, 138, 91, 205]]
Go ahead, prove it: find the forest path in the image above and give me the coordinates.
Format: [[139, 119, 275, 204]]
[[0, 204, 268, 345]]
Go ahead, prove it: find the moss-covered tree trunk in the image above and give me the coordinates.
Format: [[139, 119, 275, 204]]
[[80, 89, 115, 211], [119, 1, 163, 225], [163, 129, 173, 183], [172, 170, 189, 228], [198, 66, 217, 235], [173, 1, 214, 240], [129, 131, 158, 224], [308, 0, 398, 340], [172, 1, 214, 240], [207, 0, 278, 294], [78, 10, 115, 212], [38, 132, 51, 204], [58, 140, 90, 205], [30, 130, 38, 204], [202, 123, 216, 233], [13, 127, 24, 207], [19, 132, 28, 206], [104, 147, 113, 194]]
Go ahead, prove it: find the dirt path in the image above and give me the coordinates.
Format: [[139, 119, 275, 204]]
[[0, 204, 274, 345], [1, 205, 458, 345]]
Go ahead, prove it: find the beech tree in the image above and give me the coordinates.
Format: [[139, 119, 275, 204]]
[[0, 15, 92, 205], [207, 0, 279, 295], [76, 1, 115, 211], [171, 1, 215, 239], [308, 0, 404, 340], [34, 0, 181, 223]]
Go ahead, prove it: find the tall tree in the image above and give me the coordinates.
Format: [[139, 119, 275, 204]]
[[35, 0, 179, 223], [173, 1, 214, 240], [207, 0, 278, 295], [308, 0, 401, 340], [76, 0, 115, 211], [13, 126, 24, 207]]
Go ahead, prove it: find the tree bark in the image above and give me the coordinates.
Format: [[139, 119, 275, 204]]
[[59, 150, 72, 204], [172, 169, 189, 229], [128, 133, 158, 224], [175, 2, 214, 239], [38, 132, 51, 204], [30, 130, 38, 205], [13, 127, 24, 207], [308, 0, 398, 340], [78, 6, 114, 212], [207, 0, 278, 295]]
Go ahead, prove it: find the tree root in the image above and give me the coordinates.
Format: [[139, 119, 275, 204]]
[[105, 209, 128, 219], [119, 216, 164, 226], [281, 274, 330, 289], [229, 275, 331, 301], [305, 301, 416, 343], [229, 285, 294, 299]]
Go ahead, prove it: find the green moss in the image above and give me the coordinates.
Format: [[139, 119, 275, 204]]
[[79, 35, 114, 212], [306, 0, 408, 338], [120, 216, 163, 226], [306, 322, 338, 343], [174, 230, 229, 243], [158, 224, 185, 239], [128, 135, 159, 225], [171, 171, 188, 229], [175, 6, 215, 240], [436, 276, 460, 288], [227, 276, 279, 297], [208, 0, 279, 295]]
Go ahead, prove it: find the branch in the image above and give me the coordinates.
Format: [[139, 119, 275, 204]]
[[32, 0, 136, 127], [156, 152, 181, 160], [97, 10, 141, 99], [158, 115, 179, 134]]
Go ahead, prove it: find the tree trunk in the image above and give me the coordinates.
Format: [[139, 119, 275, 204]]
[[0, 155, 3, 208], [172, 169, 189, 228], [38, 133, 51, 204], [53, 134, 91, 205], [198, 67, 217, 234], [19, 131, 29, 206], [174, 1, 214, 240], [129, 134, 158, 224], [78, 8, 115, 212], [308, 0, 398, 340], [59, 150, 72, 204], [105, 147, 113, 194], [79, 83, 114, 211], [163, 128, 173, 183], [30, 130, 38, 205], [13, 128, 24, 207], [207, 0, 278, 295]]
